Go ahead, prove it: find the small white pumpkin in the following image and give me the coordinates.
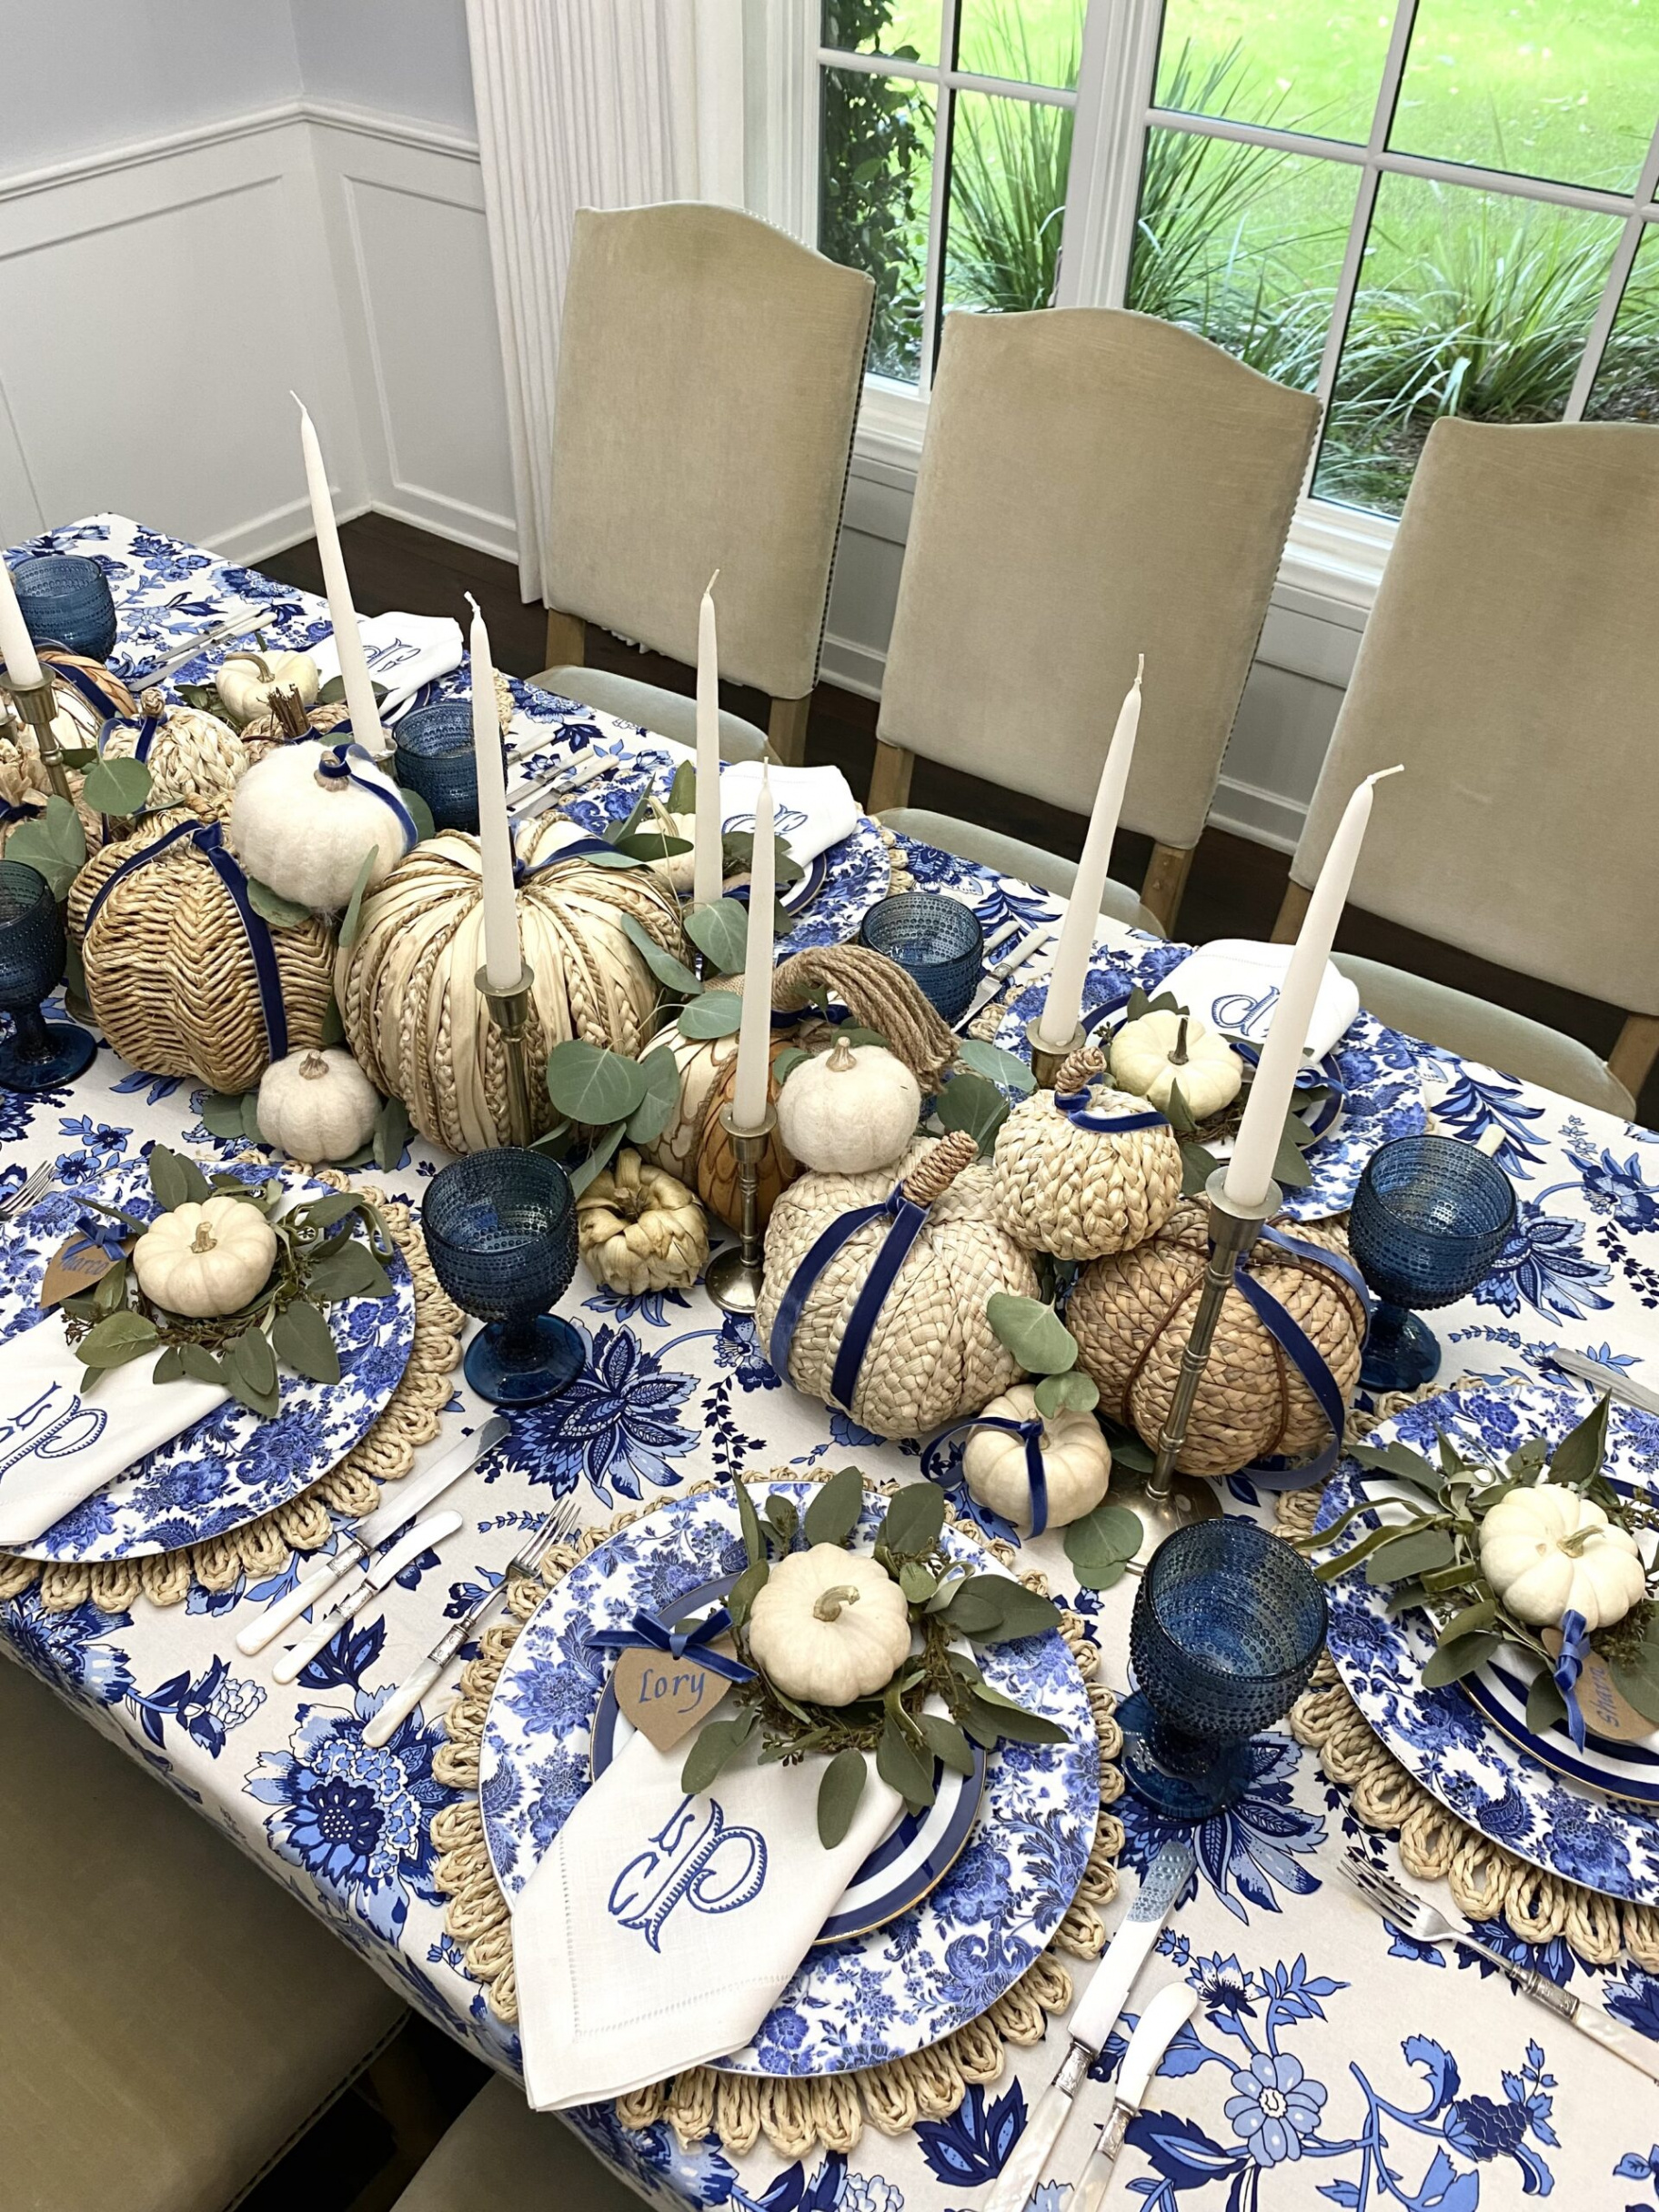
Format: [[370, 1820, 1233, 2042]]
[[746, 1542, 911, 1706], [257, 1048, 380, 1164], [228, 739, 417, 911], [576, 1148, 709, 1294], [776, 1036, 921, 1175], [216, 649, 321, 726], [1480, 1483, 1645, 1630], [962, 1382, 1113, 1533], [1111, 1009, 1242, 1120], [132, 1195, 278, 1318]]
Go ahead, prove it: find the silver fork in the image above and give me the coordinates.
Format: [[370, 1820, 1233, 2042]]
[[1339, 1845, 1658, 2078], [0, 1160, 62, 1222], [361, 1493, 581, 1748]]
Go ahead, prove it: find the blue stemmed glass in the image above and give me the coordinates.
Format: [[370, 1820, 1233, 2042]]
[[1119, 1519, 1327, 1822], [423, 1151, 583, 1405], [860, 892, 984, 1023], [0, 863, 97, 1092], [394, 700, 482, 831], [9, 556, 117, 663], [1349, 1134, 1516, 1393]]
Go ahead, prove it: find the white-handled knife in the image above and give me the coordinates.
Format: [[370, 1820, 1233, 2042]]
[[950, 921, 1056, 1036], [1075, 1983, 1202, 2212], [236, 1416, 508, 1655], [1543, 1349, 1659, 1418], [271, 1509, 465, 1684], [985, 1840, 1195, 2212]]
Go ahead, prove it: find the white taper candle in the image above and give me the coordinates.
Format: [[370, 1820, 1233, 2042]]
[[1037, 658, 1143, 1051], [730, 771, 776, 1131], [0, 557, 44, 692], [468, 593, 523, 992], [1224, 765, 1404, 1211], [693, 570, 723, 908], [294, 396, 385, 756]]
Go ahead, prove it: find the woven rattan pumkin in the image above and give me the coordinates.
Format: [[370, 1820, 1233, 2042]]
[[755, 1131, 1041, 1439], [991, 1045, 1183, 1261], [67, 808, 336, 1091], [100, 688, 247, 819], [239, 690, 351, 765], [17, 648, 136, 756], [337, 818, 686, 1154], [0, 739, 106, 862], [1068, 1199, 1366, 1478]]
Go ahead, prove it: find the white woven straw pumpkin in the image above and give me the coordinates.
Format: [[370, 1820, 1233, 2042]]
[[100, 687, 247, 819], [336, 817, 686, 1154], [756, 1131, 1041, 1440], [990, 1045, 1182, 1262]]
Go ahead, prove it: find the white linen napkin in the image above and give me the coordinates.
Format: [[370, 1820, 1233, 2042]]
[[0, 1313, 227, 1543], [719, 761, 861, 868], [1156, 939, 1362, 1062], [515, 1728, 900, 2108], [311, 612, 465, 719]]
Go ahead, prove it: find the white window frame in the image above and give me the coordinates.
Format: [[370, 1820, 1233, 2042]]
[[749, 0, 1659, 621]]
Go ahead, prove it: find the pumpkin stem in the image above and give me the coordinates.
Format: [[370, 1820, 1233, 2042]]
[[826, 1035, 858, 1072], [812, 1584, 862, 1622], [190, 1222, 217, 1253], [1558, 1527, 1599, 1557], [1171, 1013, 1190, 1066], [900, 1131, 978, 1206], [272, 686, 311, 739], [298, 1052, 330, 1080], [139, 687, 166, 717]]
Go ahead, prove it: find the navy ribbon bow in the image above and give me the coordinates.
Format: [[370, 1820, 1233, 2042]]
[[587, 1604, 755, 1684], [1552, 1608, 1592, 1753], [922, 1414, 1051, 1535], [1211, 1224, 1371, 1492], [315, 741, 418, 846], [769, 1178, 942, 1413], [1053, 1079, 1168, 1134], [62, 1213, 130, 1269]]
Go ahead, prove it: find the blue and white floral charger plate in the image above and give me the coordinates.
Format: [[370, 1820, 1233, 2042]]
[[0, 1160, 415, 1563], [1317, 1367, 1659, 1901], [479, 1481, 1100, 2076]]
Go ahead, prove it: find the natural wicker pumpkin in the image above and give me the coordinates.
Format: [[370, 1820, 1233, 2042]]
[[0, 742, 106, 862], [1068, 1199, 1366, 1479], [336, 817, 686, 1154], [755, 1131, 1041, 1440], [991, 1045, 1183, 1262], [67, 808, 336, 1091], [240, 694, 351, 766], [30, 648, 136, 755], [101, 687, 247, 819], [577, 1148, 709, 1295]]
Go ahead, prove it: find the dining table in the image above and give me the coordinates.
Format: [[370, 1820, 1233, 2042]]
[[3, 510, 1657, 2212]]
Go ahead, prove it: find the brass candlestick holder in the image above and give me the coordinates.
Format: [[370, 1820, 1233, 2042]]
[[1, 671, 74, 801], [477, 961, 538, 1148], [1026, 1016, 1087, 1091], [704, 1102, 778, 1316], [1110, 1167, 1281, 1570]]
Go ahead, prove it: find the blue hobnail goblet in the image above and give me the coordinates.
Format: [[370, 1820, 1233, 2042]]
[[9, 555, 117, 663], [0, 862, 97, 1092], [1118, 1518, 1327, 1822], [859, 892, 984, 1023], [1348, 1134, 1515, 1393], [394, 700, 483, 832], [423, 1151, 583, 1406]]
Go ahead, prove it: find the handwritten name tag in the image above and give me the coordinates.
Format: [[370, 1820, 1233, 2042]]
[[39, 1232, 128, 1312], [613, 1644, 736, 1753]]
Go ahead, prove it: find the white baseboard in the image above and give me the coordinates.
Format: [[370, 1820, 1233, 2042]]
[[368, 491, 518, 571], [1207, 774, 1307, 854], [819, 631, 887, 702]]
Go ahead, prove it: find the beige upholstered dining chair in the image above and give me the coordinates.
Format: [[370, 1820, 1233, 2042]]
[[534, 204, 874, 765], [870, 308, 1321, 933], [391, 2075, 641, 2210], [1272, 418, 1659, 1120]]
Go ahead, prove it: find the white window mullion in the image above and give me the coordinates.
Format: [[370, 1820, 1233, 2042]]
[[1564, 115, 1659, 420], [916, 0, 962, 395], [1055, 0, 1165, 310]]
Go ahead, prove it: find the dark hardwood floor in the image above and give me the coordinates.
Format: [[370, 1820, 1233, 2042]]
[[265, 512, 1656, 1128]]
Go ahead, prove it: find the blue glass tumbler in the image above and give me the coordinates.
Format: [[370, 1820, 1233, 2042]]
[[0, 863, 97, 1092], [1348, 1134, 1516, 1393], [9, 556, 117, 663], [860, 892, 984, 1023], [394, 700, 482, 832], [423, 1150, 583, 1406], [1119, 1519, 1328, 1822]]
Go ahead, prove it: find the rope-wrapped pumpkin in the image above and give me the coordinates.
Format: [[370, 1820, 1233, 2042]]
[[337, 818, 686, 1154], [1068, 1199, 1366, 1479], [100, 687, 247, 819], [991, 1045, 1182, 1261], [67, 808, 335, 1091], [755, 1131, 1041, 1439]]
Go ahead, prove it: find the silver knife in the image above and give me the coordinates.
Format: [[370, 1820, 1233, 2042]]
[[271, 1508, 466, 1684], [1075, 1983, 1201, 2211], [125, 604, 268, 688], [235, 1416, 508, 1655], [985, 1840, 1195, 2212], [951, 921, 1056, 1035], [1543, 1348, 1659, 1418], [510, 753, 618, 818]]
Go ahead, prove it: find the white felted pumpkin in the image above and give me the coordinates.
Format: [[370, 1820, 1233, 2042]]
[[228, 739, 417, 910], [216, 649, 320, 725], [101, 688, 247, 819], [962, 1383, 1113, 1534], [756, 1132, 1041, 1441], [132, 1196, 277, 1317], [576, 1148, 709, 1294], [1480, 1486, 1644, 1630], [991, 1044, 1182, 1262], [337, 817, 686, 1154], [747, 1543, 910, 1705], [257, 1048, 380, 1164], [1111, 1009, 1242, 1120], [776, 1037, 920, 1175]]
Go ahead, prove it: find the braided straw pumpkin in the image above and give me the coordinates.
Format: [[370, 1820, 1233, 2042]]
[[30, 648, 136, 754], [1068, 1199, 1366, 1478], [100, 687, 247, 819], [240, 690, 351, 766], [337, 818, 686, 1154], [991, 1045, 1183, 1261], [755, 1131, 1041, 1439], [67, 808, 335, 1091], [0, 738, 106, 861]]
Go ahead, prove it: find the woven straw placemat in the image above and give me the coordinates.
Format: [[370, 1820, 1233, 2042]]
[[0, 1175, 464, 1617], [430, 1471, 1123, 2157]]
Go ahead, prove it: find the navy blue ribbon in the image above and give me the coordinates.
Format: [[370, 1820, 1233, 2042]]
[[0, 794, 46, 829], [516, 832, 640, 884], [923, 1414, 1051, 1535], [768, 1181, 940, 1413], [316, 741, 417, 845], [1552, 1608, 1591, 1752], [1224, 1224, 1371, 1491], [83, 817, 289, 1062], [1232, 1036, 1345, 1118], [587, 1604, 755, 1684], [62, 1213, 129, 1268], [1054, 1081, 1167, 1134], [15, 652, 129, 722]]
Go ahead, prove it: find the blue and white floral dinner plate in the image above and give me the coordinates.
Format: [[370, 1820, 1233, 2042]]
[[1318, 1368, 1659, 1900], [0, 1160, 416, 1563], [479, 1481, 1100, 2076]]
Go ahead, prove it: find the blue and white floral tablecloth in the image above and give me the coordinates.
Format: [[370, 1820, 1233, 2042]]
[[4, 517, 1659, 2210]]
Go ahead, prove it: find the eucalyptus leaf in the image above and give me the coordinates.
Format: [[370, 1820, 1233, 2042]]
[[667, 760, 696, 815], [619, 911, 703, 995], [607, 793, 649, 847], [177, 1342, 225, 1389], [338, 845, 379, 948], [1524, 1669, 1569, 1737], [726, 1556, 769, 1629], [1434, 1595, 1498, 1644], [1064, 1503, 1145, 1590], [1364, 1526, 1458, 1585], [271, 1297, 341, 1384], [678, 990, 743, 1041], [1420, 1630, 1504, 1688], [227, 1324, 277, 1398], [614, 831, 692, 863], [684, 900, 749, 978], [1162, 1081, 1199, 1139], [319, 995, 347, 1048], [78, 1311, 159, 1368], [934, 1071, 1009, 1155], [803, 1464, 864, 1547], [770, 1047, 810, 1088], [1548, 1392, 1611, 1489], [817, 1747, 869, 1847], [373, 1094, 411, 1173], [623, 1049, 681, 1148], [876, 1709, 935, 1808], [1272, 1122, 1314, 1190], [1611, 1654, 1659, 1727], [985, 1292, 1077, 1375], [568, 1121, 625, 1198], [1352, 1440, 1445, 1495], [680, 1709, 759, 1795], [200, 1091, 249, 1140], [148, 1145, 211, 1212], [399, 786, 436, 843], [152, 1345, 186, 1386], [245, 875, 313, 930], [304, 1233, 391, 1302], [967, 1694, 1068, 1745], [3, 797, 85, 899], [735, 1478, 767, 1570], [899, 1561, 938, 1604], [917, 1714, 977, 1776], [545, 1039, 649, 1125], [763, 1494, 799, 1550], [1180, 1141, 1222, 1197], [80, 753, 153, 817], [956, 1037, 1037, 1095], [875, 1480, 946, 1560], [943, 1574, 1061, 1643], [1033, 1371, 1099, 1418]]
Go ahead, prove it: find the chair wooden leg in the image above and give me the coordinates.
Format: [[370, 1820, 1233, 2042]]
[[1609, 1012, 1659, 1101], [767, 693, 813, 766], [867, 739, 914, 816], [1140, 843, 1194, 936], [1272, 880, 1311, 944], [543, 607, 586, 672]]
